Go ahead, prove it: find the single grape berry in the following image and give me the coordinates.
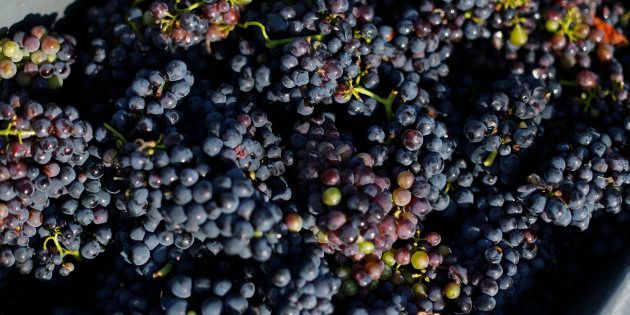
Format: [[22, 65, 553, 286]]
[[322, 187, 342, 207]]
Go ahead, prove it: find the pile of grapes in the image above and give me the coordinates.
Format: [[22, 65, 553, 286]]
[[1, 0, 630, 314]]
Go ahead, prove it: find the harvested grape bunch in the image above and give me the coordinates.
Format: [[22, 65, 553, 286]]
[[1, 0, 630, 314], [0, 26, 76, 91], [183, 82, 293, 202], [0, 92, 110, 280], [289, 113, 402, 259], [458, 74, 555, 185]]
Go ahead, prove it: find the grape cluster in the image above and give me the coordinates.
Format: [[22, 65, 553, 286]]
[[337, 229, 464, 314], [290, 113, 398, 259], [0, 26, 76, 91], [183, 82, 293, 202], [372, 105, 457, 213], [142, 0, 251, 50], [0, 92, 109, 280], [107, 59, 193, 138], [97, 63, 291, 270], [519, 127, 630, 230], [460, 75, 554, 185], [1, 0, 630, 314], [452, 188, 549, 313]]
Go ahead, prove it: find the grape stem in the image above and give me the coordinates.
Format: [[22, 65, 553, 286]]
[[237, 21, 271, 42], [579, 90, 597, 113], [483, 150, 498, 167], [42, 227, 81, 260], [495, 0, 529, 10], [557, 7, 582, 42], [135, 135, 165, 155], [352, 87, 398, 121], [103, 123, 128, 148], [237, 21, 326, 48], [444, 182, 455, 194], [229, 0, 252, 7], [559, 79, 578, 87], [152, 262, 173, 279], [132, 0, 147, 6], [174, 1, 203, 14], [0, 119, 36, 144]]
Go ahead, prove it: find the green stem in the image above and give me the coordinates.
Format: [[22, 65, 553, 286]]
[[267, 38, 297, 48], [483, 150, 498, 167], [153, 262, 174, 279], [176, 1, 203, 14], [237, 21, 325, 49], [580, 92, 596, 113], [103, 123, 128, 144], [230, 0, 252, 6], [444, 182, 454, 194], [266, 33, 325, 49], [132, 0, 147, 6], [43, 229, 80, 260], [559, 79, 577, 87], [353, 87, 398, 121], [0, 125, 35, 144], [237, 21, 271, 42]]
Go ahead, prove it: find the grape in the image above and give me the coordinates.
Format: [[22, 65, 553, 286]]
[[392, 188, 411, 206], [443, 281, 461, 299], [397, 171, 414, 189], [0, 61, 17, 79], [0, 26, 76, 88], [322, 187, 342, 207], [510, 24, 528, 47], [411, 251, 429, 270], [2, 41, 20, 59], [285, 213, 303, 232]]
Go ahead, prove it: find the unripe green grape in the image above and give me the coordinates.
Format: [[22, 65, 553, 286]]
[[545, 20, 559, 33], [341, 280, 358, 296], [30, 50, 48, 64], [382, 251, 396, 266], [358, 240, 374, 254], [322, 187, 342, 206], [411, 251, 429, 270], [48, 76, 63, 90], [412, 282, 427, 297], [510, 24, 528, 47], [2, 41, 20, 59], [444, 281, 461, 299]]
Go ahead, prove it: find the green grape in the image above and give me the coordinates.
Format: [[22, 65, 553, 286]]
[[2, 40, 20, 59], [341, 280, 358, 296], [510, 24, 528, 47], [336, 266, 351, 280], [30, 50, 48, 64], [358, 240, 374, 254], [411, 251, 429, 270], [48, 76, 64, 90], [322, 187, 342, 206], [285, 213, 302, 232], [382, 251, 396, 266], [443, 281, 461, 299], [380, 265, 392, 280], [412, 282, 427, 298], [545, 20, 559, 32]]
